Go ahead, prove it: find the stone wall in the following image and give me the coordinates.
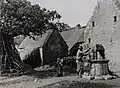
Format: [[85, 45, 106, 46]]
[[85, 0, 120, 71]]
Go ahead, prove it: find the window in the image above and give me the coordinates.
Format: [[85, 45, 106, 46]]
[[88, 38, 91, 44], [92, 21, 95, 27], [114, 16, 117, 22]]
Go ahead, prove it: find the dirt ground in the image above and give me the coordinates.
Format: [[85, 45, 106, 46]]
[[41, 80, 120, 88], [0, 65, 120, 88]]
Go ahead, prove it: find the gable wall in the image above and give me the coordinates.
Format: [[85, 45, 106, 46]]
[[43, 30, 68, 64], [85, 0, 120, 70]]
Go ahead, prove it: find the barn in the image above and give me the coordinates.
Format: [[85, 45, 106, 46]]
[[18, 29, 68, 68]]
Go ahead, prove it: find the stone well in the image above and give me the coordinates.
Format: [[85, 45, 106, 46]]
[[90, 59, 109, 76]]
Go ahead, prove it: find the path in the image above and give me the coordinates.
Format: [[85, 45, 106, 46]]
[[0, 75, 120, 88]]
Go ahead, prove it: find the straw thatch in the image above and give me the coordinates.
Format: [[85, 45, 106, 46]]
[[18, 30, 53, 67], [61, 26, 86, 56], [18, 29, 68, 68], [61, 26, 85, 50], [19, 30, 53, 50]]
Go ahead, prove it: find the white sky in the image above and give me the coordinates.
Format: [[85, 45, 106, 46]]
[[28, 0, 98, 27]]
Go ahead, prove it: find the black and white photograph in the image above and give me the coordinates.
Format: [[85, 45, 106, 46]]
[[0, 0, 120, 88]]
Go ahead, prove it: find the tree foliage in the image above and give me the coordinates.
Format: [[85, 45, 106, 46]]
[[56, 22, 70, 32], [0, 0, 66, 37], [0, 0, 70, 73]]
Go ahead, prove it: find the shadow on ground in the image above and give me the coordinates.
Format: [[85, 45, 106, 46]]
[[28, 65, 76, 79], [40, 80, 117, 88]]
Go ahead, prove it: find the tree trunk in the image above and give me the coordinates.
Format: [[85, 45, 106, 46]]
[[0, 32, 26, 73]]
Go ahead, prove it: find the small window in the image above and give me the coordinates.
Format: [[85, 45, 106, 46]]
[[114, 16, 117, 22], [88, 38, 91, 43], [92, 21, 95, 27]]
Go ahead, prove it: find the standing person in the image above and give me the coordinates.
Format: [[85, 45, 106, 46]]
[[76, 43, 84, 78], [57, 57, 64, 77]]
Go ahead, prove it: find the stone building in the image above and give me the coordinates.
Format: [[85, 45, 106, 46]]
[[85, 0, 120, 71], [18, 29, 68, 68]]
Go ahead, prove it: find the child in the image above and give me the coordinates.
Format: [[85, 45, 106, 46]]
[[57, 58, 64, 77]]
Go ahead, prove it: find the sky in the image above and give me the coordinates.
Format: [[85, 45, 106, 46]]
[[28, 0, 98, 27]]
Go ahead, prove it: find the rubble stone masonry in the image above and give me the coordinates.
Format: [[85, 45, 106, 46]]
[[85, 0, 120, 71]]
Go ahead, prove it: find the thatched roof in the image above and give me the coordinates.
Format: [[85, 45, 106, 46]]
[[18, 29, 54, 61], [19, 30, 53, 49], [61, 26, 86, 50]]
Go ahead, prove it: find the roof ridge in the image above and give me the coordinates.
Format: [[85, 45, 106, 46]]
[[62, 27, 76, 32], [19, 29, 54, 48], [42, 29, 54, 47]]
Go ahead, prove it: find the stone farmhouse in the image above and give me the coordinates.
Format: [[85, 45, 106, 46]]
[[84, 0, 120, 71]]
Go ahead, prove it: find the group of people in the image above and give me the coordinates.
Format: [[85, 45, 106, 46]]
[[76, 43, 91, 78], [75, 43, 105, 77], [56, 43, 98, 77]]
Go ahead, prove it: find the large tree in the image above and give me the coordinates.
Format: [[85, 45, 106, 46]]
[[0, 0, 66, 73]]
